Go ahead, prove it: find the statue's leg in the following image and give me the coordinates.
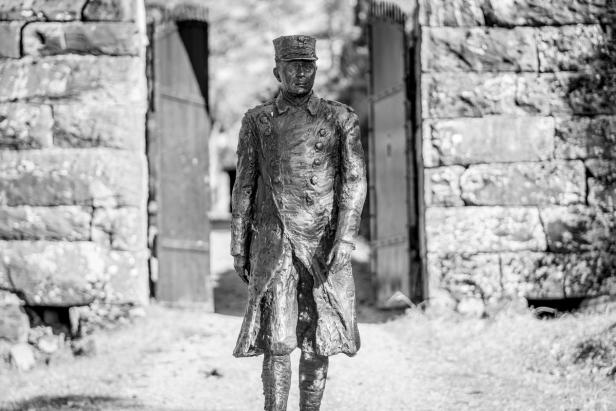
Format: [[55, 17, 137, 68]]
[[262, 353, 291, 411], [299, 350, 329, 411]]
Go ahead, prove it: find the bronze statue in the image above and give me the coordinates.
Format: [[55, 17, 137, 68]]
[[231, 34, 367, 411]]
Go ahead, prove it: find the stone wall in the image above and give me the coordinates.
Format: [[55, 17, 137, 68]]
[[0, 0, 148, 347], [418, 0, 616, 314]]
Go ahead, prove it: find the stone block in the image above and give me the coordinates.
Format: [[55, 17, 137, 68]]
[[501, 251, 616, 299], [0, 56, 146, 106], [427, 252, 502, 313], [540, 206, 616, 253], [0, 103, 53, 149], [0, 206, 91, 241], [418, 0, 485, 26], [426, 206, 546, 253], [500, 252, 565, 299], [0, 0, 87, 21], [554, 116, 616, 160], [9, 343, 35, 371], [0, 241, 148, 306], [422, 73, 520, 119], [460, 161, 585, 206], [23, 22, 140, 56], [0, 303, 29, 343], [0, 22, 22, 58], [83, 0, 136, 21], [423, 116, 554, 167], [587, 159, 616, 210], [424, 166, 464, 206], [53, 102, 145, 150], [482, 0, 607, 26], [422, 27, 537, 72], [516, 73, 616, 116], [92, 207, 146, 250], [0, 149, 147, 207], [537, 25, 612, 72]]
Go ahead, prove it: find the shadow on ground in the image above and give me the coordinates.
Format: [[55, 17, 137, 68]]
[[213, 260, 404, 323], [0, 395, 202, 411]]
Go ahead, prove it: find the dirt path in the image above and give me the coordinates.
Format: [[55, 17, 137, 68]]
[[1, 304, 615, 411]]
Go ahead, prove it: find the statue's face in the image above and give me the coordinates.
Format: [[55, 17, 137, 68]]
[[274, 60, 317, 96]]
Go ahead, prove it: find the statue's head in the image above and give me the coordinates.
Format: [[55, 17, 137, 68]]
[[272, 35, 318, 97]]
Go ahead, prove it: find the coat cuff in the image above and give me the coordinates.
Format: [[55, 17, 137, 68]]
[[335, 207, 360, 246]]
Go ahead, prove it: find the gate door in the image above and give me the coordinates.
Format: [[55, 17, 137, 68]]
[[368, 1, 419, 307], [150, 19, 212, 308]]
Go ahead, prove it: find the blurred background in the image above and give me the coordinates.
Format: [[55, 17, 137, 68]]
[[1, 0, 616, 409]]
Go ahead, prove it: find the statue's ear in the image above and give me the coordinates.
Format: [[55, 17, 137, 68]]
[[273, 66, 281, 82]]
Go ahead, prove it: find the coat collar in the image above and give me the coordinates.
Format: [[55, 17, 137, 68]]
[[275, 91, 320, 116]]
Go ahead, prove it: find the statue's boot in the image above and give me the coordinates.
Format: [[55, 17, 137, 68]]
[[299, 351, 329, 411], [262, 353, 292, 411]]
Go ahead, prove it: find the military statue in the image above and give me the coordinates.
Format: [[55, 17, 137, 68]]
[[231, 34, 367, 411]]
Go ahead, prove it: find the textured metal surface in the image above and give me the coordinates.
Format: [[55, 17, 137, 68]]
[[150, 21, 212, 306], [231, 36, 367, 410]]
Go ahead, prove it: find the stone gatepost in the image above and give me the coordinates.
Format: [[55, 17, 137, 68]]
[[0, 0, 148, 349], [418, 0, 616, 314]]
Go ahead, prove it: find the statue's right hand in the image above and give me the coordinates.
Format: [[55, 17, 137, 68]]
[[234, 255, 250, 285]]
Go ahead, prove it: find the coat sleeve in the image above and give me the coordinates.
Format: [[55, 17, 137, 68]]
[[336, 108, 367, 246], [231, 113, 259, 257]]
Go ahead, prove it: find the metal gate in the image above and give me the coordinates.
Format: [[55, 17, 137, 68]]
[[367, 1, 422, 307], [148, 18, 212, 308]]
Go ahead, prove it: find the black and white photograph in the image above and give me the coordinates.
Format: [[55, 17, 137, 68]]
[[0, 0, 615, 410]]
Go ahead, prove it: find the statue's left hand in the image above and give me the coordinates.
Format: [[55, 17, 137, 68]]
[[327, 241, 354, 273]]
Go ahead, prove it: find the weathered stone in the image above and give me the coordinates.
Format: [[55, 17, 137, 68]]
[[53, 103, 145, 150], [23, 22, 140, 56], [418, 0, 485, 26], [0, 241, 149, 306], [554, 116, 616, 160], [460, 161, 586, 206], [540, 206, 616, 253], [0, 22, 23, 58], [0, 304, 29, 343], [0, 206, 91, 241], [92, 207, 146, 250], [537, 25, 612, 72], [0, 56, 146, 106], [0, 103, 53, 149], [426, 206, 546, 253], [501, 252, 565, 299], [482, 0, 608, 26], [0, 149, 147, 207], [424, 166, 464, 207], [587, 159, 616, 210], [104, 249, 148, 305], [516, 73, 616, 116], [0, 289, 22, 305], [83, 0, 136, 21], [422, 73, 520, 119], [501, 251, 616, 299], [9, 343, 35, 371], [422, 27, 537, 72], [427, 252, 501, 314], [0, 0, 87, 21], [423, 116, 554, 167]]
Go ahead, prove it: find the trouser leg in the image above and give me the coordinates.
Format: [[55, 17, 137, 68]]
[[299, 350, 329, 411], [262, 353, 291, 411]]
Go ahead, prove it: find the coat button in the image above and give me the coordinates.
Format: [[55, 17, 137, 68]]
[[313, 158, 322, 166], [319, 128, 327, 136], [310, 176, 318, 185], [315, 142, 323, 150]]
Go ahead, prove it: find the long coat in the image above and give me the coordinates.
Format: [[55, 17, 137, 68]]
[[230, 92, 367, 358]]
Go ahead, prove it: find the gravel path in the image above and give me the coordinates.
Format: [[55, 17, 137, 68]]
[[1, 303, 615, 411]]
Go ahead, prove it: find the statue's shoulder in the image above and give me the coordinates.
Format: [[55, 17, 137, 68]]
[[320, 98, 356, 116], [244, 100, 274, 120]]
